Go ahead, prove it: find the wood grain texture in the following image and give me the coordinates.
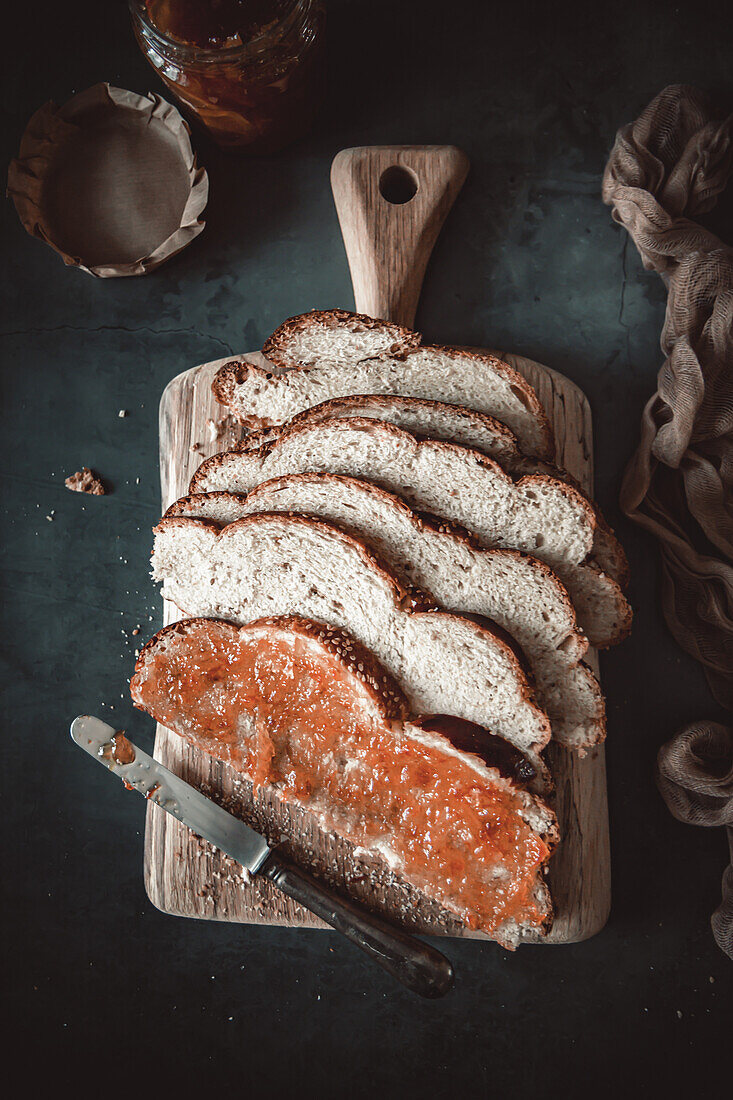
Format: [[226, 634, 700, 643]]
[[144, 350, 611, 945], [331, 146, 469, 329]]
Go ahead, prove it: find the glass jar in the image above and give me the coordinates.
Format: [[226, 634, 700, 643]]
[[129, 1, 325, 152]]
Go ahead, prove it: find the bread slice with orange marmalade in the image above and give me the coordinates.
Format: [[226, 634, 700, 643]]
[[130, 615, 557, 947]]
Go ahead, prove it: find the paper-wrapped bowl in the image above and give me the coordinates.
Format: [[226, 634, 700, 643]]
[[7, 82, 209, 277]]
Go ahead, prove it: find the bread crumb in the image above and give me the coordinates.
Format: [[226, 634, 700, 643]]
[[118, 409, 128, 418], [65, 468, 105, 495], [206, 414, 237, 443]]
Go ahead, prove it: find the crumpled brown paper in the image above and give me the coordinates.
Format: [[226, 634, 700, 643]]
[[7, 83, 209, 277]]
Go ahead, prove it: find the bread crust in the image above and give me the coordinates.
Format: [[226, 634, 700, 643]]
[[166, 489, 248, 517]]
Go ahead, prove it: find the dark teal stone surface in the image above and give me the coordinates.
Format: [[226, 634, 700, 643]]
[[2, 1, 731, 1094]]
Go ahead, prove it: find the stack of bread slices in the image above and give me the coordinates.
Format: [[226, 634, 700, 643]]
[[136, 309, 631, 948]]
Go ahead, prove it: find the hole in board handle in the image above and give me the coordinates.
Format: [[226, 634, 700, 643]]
[[379, 165, 418, 205]]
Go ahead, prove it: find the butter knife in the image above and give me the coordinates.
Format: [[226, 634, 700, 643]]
[[70, 715, 454, 998]]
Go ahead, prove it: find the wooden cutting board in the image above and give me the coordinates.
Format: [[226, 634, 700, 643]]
[[144, 146, 611, 944]]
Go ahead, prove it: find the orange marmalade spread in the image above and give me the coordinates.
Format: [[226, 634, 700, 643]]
[[111, 732, 136, 765], [132, 620, 550, 934]]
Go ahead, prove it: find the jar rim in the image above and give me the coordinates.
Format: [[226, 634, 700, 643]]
[[128, 1, 305, 62]]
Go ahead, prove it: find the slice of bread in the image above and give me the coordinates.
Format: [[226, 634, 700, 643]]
[[130, 615, 557, 946], [287, 393, 523, 461], [151, 511, 554, 775], [236, 395, 628, 589], [192, 418, 594, 567], [233, 393, 521, 463], [189, 418, 632, 647], [283, 395, 628, 587], [262, 308, 421, 367], [166, 477, 605, 751], [213, 310, 554, 460]]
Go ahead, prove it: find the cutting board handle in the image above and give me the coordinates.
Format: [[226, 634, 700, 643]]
[[331, 145, 469, 329]]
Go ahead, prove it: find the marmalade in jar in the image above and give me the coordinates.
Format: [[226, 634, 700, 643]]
[[130, 1, 325, 151]]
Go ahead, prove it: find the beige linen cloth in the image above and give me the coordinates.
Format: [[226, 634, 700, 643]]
[[603, 85, 733, 957]]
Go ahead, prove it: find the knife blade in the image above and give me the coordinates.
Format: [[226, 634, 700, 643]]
[[71, 714, 271, 873], [70, 715, 454, 998]]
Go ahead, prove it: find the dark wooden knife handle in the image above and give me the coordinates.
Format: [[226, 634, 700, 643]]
[[259, 849, 454, 998]]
